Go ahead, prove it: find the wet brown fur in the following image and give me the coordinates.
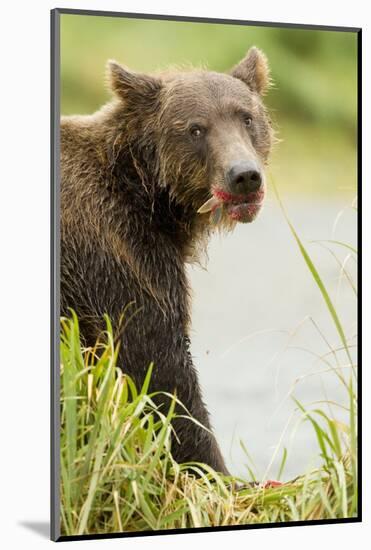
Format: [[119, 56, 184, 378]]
[[60, 47, 273, 473]]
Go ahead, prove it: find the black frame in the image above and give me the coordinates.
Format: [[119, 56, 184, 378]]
[[51, 7, 362, 542]]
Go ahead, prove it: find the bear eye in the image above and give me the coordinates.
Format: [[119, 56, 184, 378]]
[[243, 115, 253, 128], [189, 124, 204, 139]]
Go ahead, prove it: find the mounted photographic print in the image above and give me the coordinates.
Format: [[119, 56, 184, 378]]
[[51, 8, 361, 541]]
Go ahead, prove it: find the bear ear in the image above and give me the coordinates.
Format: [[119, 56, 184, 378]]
[[106, 60, 162, 102], [229, 47, 271, 95]]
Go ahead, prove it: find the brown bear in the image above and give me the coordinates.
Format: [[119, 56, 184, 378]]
[[60, 47, 273, 475]]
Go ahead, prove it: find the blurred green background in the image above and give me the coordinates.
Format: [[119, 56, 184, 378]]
[[60, 14, 358, 196]]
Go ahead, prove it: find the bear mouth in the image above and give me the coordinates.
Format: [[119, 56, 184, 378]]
[[197, 187, 265, 224]]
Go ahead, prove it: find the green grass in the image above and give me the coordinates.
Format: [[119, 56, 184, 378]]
[[60, 228, 358, 536]]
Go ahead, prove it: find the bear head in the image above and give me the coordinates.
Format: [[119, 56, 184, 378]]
[[107, 47, 273, 225]]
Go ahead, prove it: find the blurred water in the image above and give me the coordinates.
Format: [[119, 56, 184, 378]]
[[187, 194, 357, 481]]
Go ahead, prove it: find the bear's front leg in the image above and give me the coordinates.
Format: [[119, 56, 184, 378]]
[[118, 308, 230, 476], [168, 355, 230, 476]]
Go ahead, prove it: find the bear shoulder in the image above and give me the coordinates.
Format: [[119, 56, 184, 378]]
[[61, 114, 99, 152], [60, 112, 109, 183]]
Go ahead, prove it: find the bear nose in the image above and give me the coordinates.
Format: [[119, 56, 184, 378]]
[[227, 161, 262, 194]]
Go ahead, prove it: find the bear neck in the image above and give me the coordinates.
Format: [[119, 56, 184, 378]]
[[115, 153, 209, 260]]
